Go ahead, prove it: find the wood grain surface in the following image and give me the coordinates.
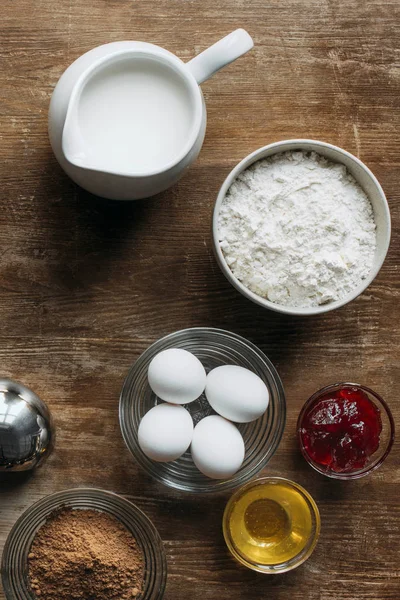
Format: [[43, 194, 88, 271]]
[[1, 1, 399, 599]]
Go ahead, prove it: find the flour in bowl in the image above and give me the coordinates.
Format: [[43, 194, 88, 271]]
[[218, 151, 377, 308]]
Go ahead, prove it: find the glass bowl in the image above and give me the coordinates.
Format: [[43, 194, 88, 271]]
[[222, 477, 320, 574], [120, 327, 286, 493], [1, 488, 167, 600], [297, 382, 395, 479]]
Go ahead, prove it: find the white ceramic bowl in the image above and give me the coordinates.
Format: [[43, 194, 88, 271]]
[[212, 139, 391, 316]]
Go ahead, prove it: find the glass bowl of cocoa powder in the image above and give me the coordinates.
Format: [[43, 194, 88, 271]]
[[1, 488, 167, 600]]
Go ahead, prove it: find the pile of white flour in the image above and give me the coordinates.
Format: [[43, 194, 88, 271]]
[[218, 151, 377, 308]]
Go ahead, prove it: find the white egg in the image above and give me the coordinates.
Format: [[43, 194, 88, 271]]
[[138, 403, 193, 462], [191, 415, 245, 479], [148, 348, 206, 404], [205, 365, 269, 423]]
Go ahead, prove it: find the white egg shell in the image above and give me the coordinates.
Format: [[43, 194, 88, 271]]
[[205, 365, 270, 423], [148, 348, 206, 404], [191, 415, 245, 479], [138, 403, 193, 462]]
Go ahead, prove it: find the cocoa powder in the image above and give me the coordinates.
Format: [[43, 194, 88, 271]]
[[28, 508, 144, 600]]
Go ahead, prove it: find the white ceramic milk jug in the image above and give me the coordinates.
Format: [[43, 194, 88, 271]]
[[48, 30, 253, 200]]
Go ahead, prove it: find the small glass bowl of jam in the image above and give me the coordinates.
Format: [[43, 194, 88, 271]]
[[298, 383, 395, 479]]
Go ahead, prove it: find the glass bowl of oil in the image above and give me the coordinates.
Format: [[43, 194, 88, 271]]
[[223, 477, 320, 573]]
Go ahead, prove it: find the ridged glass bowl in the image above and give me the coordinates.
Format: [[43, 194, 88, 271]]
[[1, 488, 167, 600], [120, 327, 286, 493]]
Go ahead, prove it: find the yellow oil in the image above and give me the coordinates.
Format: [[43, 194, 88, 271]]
[[225, 480, 314, 566]]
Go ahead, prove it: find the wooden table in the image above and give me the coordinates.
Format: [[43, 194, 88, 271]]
[[1, 1, 399, 598]]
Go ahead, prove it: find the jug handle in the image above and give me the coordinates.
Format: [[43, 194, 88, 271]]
[[186, 29, 253, 85]]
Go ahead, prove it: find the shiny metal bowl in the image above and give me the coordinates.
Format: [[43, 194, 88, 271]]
[[0, 379, 54, 472], [1, 488, 167, 600], [120, 327, 286, 493]]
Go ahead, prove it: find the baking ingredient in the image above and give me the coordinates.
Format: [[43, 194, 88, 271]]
[[78, 56, 194, 174], [225, 479, 315, 566], [205, 365, 269, 423], [191, 415, 245, 479], [28, 508, 144, 600], [148, 348, 206, 404], [299, 386, 382, 473], [138, 402, 193, 462], [218, 151, 376, 308]]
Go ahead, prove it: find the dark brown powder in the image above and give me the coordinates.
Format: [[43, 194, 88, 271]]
[[28, 508, 144, 600]]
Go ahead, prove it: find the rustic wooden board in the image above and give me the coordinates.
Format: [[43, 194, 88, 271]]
[[1, 1, 399, 598]]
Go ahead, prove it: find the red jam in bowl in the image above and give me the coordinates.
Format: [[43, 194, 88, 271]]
[[299, 386, 382, 473]]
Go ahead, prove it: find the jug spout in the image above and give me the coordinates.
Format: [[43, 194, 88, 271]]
[[62, 113, 89, 169], [61, 62, 111, 174]]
